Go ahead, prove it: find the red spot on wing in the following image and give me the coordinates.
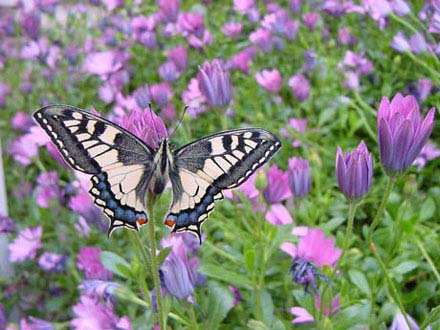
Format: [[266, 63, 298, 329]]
[[136, 218, 148, 226], [165, 219, 175, 227]]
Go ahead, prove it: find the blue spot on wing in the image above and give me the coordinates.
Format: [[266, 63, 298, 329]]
[[167, 186, 222, 242], [89, 173, 147, 234]]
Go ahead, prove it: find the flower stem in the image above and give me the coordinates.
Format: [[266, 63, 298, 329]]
[[367, 176, 412, 329], [146, 196, 166, 330], [128, 231, 151, 304], [255, 209, 267, 321], [415, 239, 440, 285]]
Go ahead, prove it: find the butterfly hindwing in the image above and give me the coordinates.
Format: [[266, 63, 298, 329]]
[[33, 105, 152, 234], [165, 128, 281, 241]]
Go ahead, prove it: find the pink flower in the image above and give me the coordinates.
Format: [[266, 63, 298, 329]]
[[77, 247, 112, 280], [263, 165, 292, 204], [167, 45, 187, 72], [8, 226, 43, 263], [71, 294, 131, 330], [290, 296, 340, 323], [233, 0, 255, 14], [222, 22, 243, 38], [255, 69, 282, 93], [35, 171, 61, 208], [150, 82, 173, 108], [83, 51, 122, 76], [249, 28, 273, 52], [412, 141, 440, 171], [302, 12, 321, 30], [288, 74, 310, 102], [181, 78, 207, 119], [281, 227, 341, 267]]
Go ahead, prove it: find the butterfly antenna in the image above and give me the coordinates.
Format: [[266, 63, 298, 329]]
[[148, 103, 161, 144], [169, 105, 188, 140]]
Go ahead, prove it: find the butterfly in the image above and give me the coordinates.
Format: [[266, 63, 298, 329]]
[[33, 105, 282, 242]]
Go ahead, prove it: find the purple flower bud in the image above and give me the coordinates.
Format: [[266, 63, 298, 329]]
[[409, 33, 428, 54], [417, 78, 433, 101], [158, 61, 180, 82], [157, 0, 180, 23], [221, 22, 243, 38], [288, 74, 310, 102], [288, 157, 311, 197], [336, 141, 373, 200], [249, 28, 273, 52], [302, 12, 321, 30], [150, 82, 173, 108], [197, 59, 232, 107], [378, 93, 435, 175], [133, 85, 151, 109], [338, 27, 356, 45], [0, 214, 15, 233], [167, 45, 187, 72], [390, 0, 411, 16], [20, 13, 40, 40], [391, 31, 410, 52]]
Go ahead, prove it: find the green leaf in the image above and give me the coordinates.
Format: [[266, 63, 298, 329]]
[[348, 269, 371, 296], [420, 305, 440, 330], [199, 264, 253, 289], [333, 301, 371, 330], [204, 281, 234, 330], [420, 197, 436, 221], [392, 261, 418, 275], [262, 289, 274, 326], [100, 251, 132, 279], [271, 320, 286, 330], [157, 246, 172, 267], [115, 285, 149, 308], [244, 245, 256, 273], [247, 320, 268, 330]]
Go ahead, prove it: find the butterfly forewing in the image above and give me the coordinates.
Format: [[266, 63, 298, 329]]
[[33, 105, 153, 233], [165, 128, 281, 241]]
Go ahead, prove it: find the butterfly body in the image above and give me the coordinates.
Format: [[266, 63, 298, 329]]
[[33, 105, 281, 242]]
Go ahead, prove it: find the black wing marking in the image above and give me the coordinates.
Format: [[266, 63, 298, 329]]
[[164, 128, 281, 242], [33, 104, 153, 234]]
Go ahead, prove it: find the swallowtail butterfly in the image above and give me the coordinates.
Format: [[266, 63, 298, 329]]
[[33, 105, 281, 242]]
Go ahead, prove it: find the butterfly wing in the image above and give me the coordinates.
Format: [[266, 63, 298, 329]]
[[33, 104, 154, 234], [165, 128, 281, 241]]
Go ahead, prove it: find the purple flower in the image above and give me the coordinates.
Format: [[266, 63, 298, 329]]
[[261, 10, 290, 35], [181, 78, 207, 119], [120, 107, 167, 149], [281, 227, 341, 292], [228, 51, 251, 74], [150, 82, 173, 108], [197, 59, 232, 107], [0, 81, 11, 108], [391, 31, 410, 52], [101, 0, 123, 11], [79, 280, 121, 301], [249, 28, 273, 52], [389, 311, 431, 330], [20, 317, 53, 330], [158, 62, 180, 82], [38, 252, 68, 272], [412, 141, 440, 171], [233, 0, 255, 14], [336, 141, 373, 200], [69, 189, 107, 232], [130, 15, 158, 48], [338, 27, 356, 45], [83, 51, 122, 77], [221, 22, 243, 38], [71, 294, 131, 330], [167, 45, 187, 72], [255, 69, 282, 94], [288, 157, 311, 197], [132, 85, 151, 109], [0, 214, 15, 233], [160, 236, 204, 301], [35, 171, 61, 208], [409, 33, 428, 54], [288, 74, 310, 102], [157, 0, 180, 23], [20, 13, 40, 40], [11, 112, 33, 131], [263, 165, 293, 226], [77, 247, 112, 280], [417, 78, 433, 101], [8, 226, 43, 263], [377, 93, 435, 175], [178, 13, 205, 38], [302, 12, 321, 30], [229, 286, 242, 306], [390, 0, 411, 16]]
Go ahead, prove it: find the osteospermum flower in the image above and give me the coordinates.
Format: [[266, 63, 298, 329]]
[[35, 171, 62, 208], [287, 157, 311, 197], [336, 141, 373, 200], [389, 311, 431, 330], [412, 141, 440, 171], [71, 294, 131, 330], [281, 227, 341, 292], [77, 247, 112, 281], [288, 74, 310, 102], [20, 317, 53, 330], [8, 226, 42, 263], [197, 59, 232, 107], [38, 252, 68, 272], [120, 108, 167, 149], [0, 214, 15, 233], [377, 93, 435, 175], [255, 69, 282, 93]]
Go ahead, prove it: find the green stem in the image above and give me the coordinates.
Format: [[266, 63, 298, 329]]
[[349, 101, 377, 142], [255, 208, 266, 321], [415, 239, 440, 285], [367, 176, 412, 329], [188, 305, 199, 330], [367, 176, 396, 243], [320, 202, 357, 319], [146, 196, 166, 330], [128, 231, 151, 303], [405, 51, 440, 85]]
